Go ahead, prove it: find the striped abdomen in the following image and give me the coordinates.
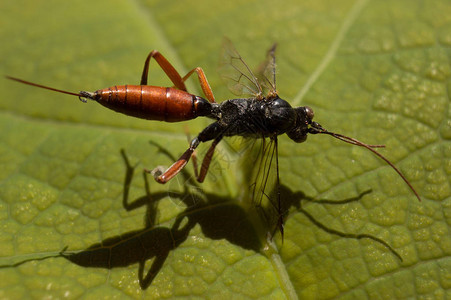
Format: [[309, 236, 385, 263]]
[[93, 85, 212, 122]]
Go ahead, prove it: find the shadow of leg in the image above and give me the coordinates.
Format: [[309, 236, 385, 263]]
[[139, 251, 169, 289]]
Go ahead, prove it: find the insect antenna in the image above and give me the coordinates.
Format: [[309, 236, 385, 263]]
[[309, 123, 421, 202], [5, 76, 95, 103]]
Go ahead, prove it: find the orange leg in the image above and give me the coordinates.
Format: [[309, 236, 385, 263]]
[[196, 137, 221, 182], [140, 50, 216, 102], [182, 67, 216, 103], [140, 50, 187, 91], [151, 136, 222, 184], [151, 138, 200, 184]]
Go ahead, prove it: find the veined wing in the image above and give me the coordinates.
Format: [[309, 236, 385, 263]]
[[255, 43, 278, 98], [249, 135, 285, 240], [219, 38, 264, 98]]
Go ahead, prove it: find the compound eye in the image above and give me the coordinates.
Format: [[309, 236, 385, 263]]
[[304, 106, 314, 121]]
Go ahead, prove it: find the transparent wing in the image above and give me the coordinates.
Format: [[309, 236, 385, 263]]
[[219, 38, 263, 98], [255, 43, 278, 98], [249, 136, 285, 239]]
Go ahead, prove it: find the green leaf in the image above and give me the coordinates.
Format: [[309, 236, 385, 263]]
[[1, 0, 450, 298]]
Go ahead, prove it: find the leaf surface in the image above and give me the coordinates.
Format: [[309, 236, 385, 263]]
[[0, 0, 450, 298]]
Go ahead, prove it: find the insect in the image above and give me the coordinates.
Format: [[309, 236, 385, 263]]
[[7, 40, 421, 241]]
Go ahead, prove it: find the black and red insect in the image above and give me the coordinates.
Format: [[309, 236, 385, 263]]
[[6, 40, 421, 240]]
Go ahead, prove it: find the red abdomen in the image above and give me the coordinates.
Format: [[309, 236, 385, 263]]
[[94, 85, 207, 122]]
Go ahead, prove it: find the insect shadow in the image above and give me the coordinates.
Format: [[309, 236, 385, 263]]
[[61, 143, 401, 289], [273, 185, 402, 261], [60, 145, 262, 289], [0, 144, 398, 289]]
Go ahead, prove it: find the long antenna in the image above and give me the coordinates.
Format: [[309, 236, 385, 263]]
[[309, 123, 421, 202], [6, 76, 84, 97], [5, 76, 95, 102]]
